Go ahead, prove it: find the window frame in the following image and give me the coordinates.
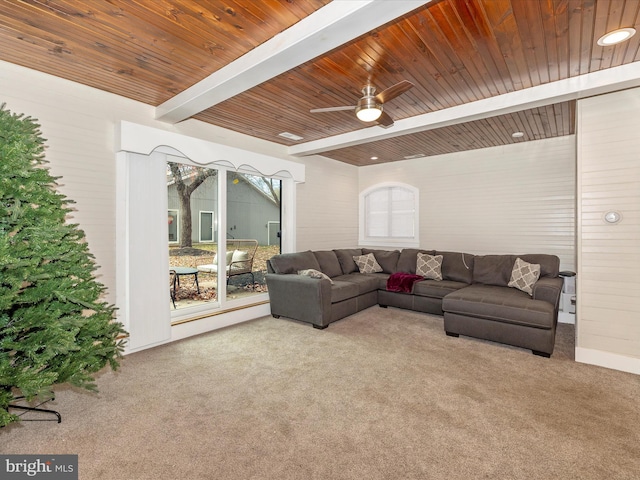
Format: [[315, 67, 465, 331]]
[[166, 159, 288, 321], [168, 208, 179, 245], [359, 182, 419, 248], [116, 121, 303, 352]]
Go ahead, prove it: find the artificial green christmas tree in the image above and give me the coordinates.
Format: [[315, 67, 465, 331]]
[[0, 104, 126, 427]]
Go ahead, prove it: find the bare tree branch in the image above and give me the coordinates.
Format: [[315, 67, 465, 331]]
[[168, 163, 217, 248]]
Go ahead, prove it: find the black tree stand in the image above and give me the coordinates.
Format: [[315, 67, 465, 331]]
[[9, 397, 61, 423]]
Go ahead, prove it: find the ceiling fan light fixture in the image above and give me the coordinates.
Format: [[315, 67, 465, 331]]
[[355, 95, 382, 122], [356, 106, 382, 122], [597, 27, 636, 46]]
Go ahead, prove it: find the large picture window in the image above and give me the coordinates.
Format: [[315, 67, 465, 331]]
[[360, 183, 419, 247], [116, 121, 303, 352], [167, 162, 282, 313]]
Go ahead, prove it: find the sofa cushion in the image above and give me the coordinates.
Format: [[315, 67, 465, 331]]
[[232, 250, 249, 262], [361, 272, 393, 290], [333, 248, 363, 274], [473, 254, 559, 286], [396, 249, 436, 274], [416, 253, 443, 280], [362, 248, 400, 273], [298, 268, 334, 284], [413, 279, 469, 299], [333, 273, 381, 295], [313, 250, 343, 278], [508, 257, 540, 295], [442, 284, 555, 329], [330, 281, 360, 303], [269, 251, 321, 274], [519, 254, 559, 278], [200, 251, 235, 273], [353, 253, 383, 274], [213, 251, 234, 265], [436, 251, 474, 284], [472, 255, 514, 286]]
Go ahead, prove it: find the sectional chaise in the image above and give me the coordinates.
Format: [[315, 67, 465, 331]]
[[265, 248, 563, 357]]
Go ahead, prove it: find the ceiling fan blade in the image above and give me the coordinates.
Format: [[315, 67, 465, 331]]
[[376, 111, 395, 128], [310, 106, 355, 113], [375, 80, 414, 104]]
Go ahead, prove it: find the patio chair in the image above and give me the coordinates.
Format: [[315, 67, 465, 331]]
[[169, 269, 177, 308], [197, 239, 259, 286]]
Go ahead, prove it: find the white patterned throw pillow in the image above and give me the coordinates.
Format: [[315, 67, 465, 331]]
[[416, 253, 443, 280], [298, 269, 334, 284], [352, 253, 383, 274], [508, 257, 541, 295]]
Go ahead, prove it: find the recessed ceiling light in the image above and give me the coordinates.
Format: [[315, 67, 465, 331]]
[[403, 153, 425, 160], [278, 132, 304, 141], [511, 132, 524, 138], [370, 156, 378, 160], [597, 28, 636, 46]]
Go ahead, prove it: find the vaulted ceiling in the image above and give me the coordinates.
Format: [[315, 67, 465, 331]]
[[1, 0, 639, 166]]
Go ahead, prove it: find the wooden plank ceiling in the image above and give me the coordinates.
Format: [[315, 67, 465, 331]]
[[0, 0, 639, 166]]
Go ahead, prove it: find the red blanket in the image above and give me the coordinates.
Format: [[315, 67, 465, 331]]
[[386, 272, 424, 293]]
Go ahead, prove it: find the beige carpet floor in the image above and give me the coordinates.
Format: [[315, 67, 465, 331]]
[[2, 307, 639, 479]]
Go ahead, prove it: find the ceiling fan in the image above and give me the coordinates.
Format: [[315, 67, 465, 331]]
[[310, 80, 414, 128]]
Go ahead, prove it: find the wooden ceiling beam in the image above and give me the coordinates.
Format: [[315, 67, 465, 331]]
[[288, 62, 640, 157], [155, 0, 431, 123]]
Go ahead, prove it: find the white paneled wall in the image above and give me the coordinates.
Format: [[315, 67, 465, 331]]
[[1, 63, 138, 301], [296, 154, 359, 250], [359, 137, 576, 271], [576, 88, 640, 374]]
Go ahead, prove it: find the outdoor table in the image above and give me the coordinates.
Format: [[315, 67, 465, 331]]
[[170, 266, 200, 299]]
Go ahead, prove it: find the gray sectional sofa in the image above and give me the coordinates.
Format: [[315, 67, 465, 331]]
[[266, 248, 563, 357]]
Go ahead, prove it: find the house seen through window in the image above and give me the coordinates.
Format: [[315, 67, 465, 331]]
[[167, 162, 281, 312]]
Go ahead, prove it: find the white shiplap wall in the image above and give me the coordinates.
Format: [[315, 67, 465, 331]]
[[359, 136, 576, 271], [1, 63, 140, 302], [296, 154, 359, 251], [576, 88, 640, 374]]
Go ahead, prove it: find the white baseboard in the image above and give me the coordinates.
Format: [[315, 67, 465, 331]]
[[171, 303, 271, 343], [558, 311, 575, 324], [125, 303, 271, 354], [575, 347, 640, 375]]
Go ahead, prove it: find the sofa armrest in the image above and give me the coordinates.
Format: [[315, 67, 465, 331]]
[[265, 273, 332, 327], [532, 277, 563, 309]]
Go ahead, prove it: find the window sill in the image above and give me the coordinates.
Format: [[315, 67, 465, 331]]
[[359, 238, 419, 249]]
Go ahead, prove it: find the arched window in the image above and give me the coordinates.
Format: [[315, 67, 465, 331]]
[[359, 183, 419, 247]]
